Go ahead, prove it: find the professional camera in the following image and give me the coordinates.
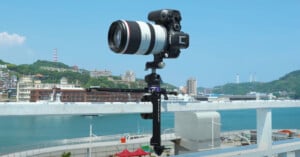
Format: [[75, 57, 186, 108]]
[[106, 9, 189, 155], [108, 9, 189, 59]]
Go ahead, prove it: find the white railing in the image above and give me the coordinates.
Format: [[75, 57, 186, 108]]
[[1, 100, 300, 116], [1, 100, 300, 157], [0, 130, 178, 156]]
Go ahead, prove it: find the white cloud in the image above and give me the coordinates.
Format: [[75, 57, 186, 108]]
[[0, 32, 26, 46]]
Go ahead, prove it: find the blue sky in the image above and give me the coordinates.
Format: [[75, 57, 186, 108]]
[[0, 0, 299, 87]]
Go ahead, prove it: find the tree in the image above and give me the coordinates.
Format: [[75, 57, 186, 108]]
[[61, 152, 71, 157]]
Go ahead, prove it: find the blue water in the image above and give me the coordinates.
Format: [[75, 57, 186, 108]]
[[220, 108, 300, 131], [0, 108, 300, 151]]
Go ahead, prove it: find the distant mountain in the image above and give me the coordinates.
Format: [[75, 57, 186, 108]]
[[211, 70, 300, 99]]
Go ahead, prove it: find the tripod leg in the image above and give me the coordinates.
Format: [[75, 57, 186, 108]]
[[150, 92, 164, 155]]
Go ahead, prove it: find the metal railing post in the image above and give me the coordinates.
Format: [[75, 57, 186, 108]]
[[257, 108, 272, 156]]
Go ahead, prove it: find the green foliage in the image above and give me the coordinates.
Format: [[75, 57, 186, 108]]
[[41, 70, 90, 85], [0, 60, 17, 72], [6, 63, 17, 70], [0, 59, 9, 65], [33, 60, 70, 69], [294, 86, 300, 99], [161, 82, 177, 91], [85, 77, 113, 88], [61, 152, 71, 157], [5, 60, 90, 85], [212, 70, 300, 99], [213, 82, 264, 95], [3, 59, 164, 89]]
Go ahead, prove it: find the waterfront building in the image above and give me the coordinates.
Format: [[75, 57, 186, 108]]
[[0, 67, 17, 101], [30, 88, 143, 102], [17, 76, 79, 102], [16, 76, 34, 102], [0, 69, 9, 90], [0, 64, 7, 69], [7, 88, 17, 101], [34, 77, 76, 89], [0, 78, 4, 92], [187, 78, 197, 96]]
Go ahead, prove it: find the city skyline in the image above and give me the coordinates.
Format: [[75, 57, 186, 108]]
[[1, 1, 299, 87]]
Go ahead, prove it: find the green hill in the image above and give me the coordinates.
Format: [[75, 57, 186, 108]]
[[2, 60, 176, 90], [32, 60, 71, 69], [212, 70, 300, 99], [5, 60, 90, 86], [0, 59, 9, 65]]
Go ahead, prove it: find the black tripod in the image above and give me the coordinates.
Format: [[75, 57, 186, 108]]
[[88, 55, 176, 155], [142, 55, 175, 155]]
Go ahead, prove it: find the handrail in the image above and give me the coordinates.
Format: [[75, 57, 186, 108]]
[[0, 129, 176, 155]]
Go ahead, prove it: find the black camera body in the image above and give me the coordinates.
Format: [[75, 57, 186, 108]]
[[108, 9, 189, 59], [148, 9, 189, 58]]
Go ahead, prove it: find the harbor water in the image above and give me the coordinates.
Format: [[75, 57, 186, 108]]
[[0, 108, 300, 151]]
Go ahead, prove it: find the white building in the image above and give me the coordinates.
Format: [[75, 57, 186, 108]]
[[122, 70, 136, 82], [17, 76, 79, 102], [34, 77, 76, 89], [0, 64, 7, 69], [90, 70, 112, 78], [187, 78, 197, 96], [17, 76, 34, 102]]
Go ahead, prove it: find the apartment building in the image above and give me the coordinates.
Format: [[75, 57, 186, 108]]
[[187, 78, 197, 96]]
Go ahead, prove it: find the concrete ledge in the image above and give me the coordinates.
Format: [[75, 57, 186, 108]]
[[177, 139, 300, 157], [1, 100, 300, 116]]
